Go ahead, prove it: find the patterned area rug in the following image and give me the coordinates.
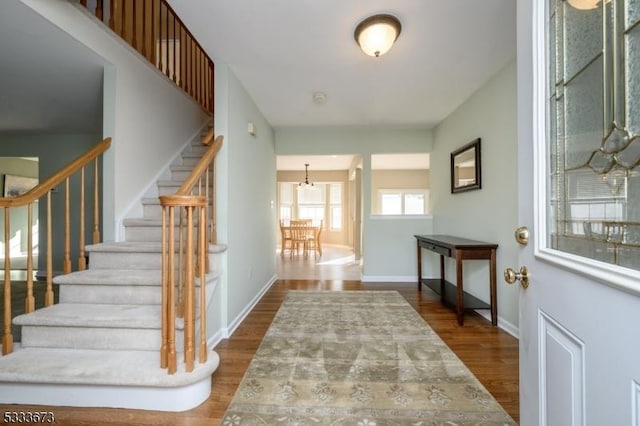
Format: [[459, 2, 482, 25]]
[[222, 291, 516, 425]]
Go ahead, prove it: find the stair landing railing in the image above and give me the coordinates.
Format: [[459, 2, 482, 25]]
[[159, 131, 222, 374], [1, 138, 112, 355], [79, 0, 214, 115]]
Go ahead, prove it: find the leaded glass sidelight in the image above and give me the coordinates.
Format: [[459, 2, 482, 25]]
[[548, 0, 640, 271]]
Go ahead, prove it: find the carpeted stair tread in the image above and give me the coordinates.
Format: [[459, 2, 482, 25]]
[[13, 303, 161, 329], [54, 268, 222, 287], [0, 347, 219, 387], [54, 269, 161, 286]]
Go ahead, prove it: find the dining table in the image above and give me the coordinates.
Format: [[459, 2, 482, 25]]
[[280, 222, 322, 257]]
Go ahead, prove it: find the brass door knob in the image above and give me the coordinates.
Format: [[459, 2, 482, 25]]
[[504, 266, 529, 289]]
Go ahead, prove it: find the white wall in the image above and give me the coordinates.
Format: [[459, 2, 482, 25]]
[[430, 60, 519, 330], [276, 128, 433, 280], [0, 133, 101, 270], [21, 0, 210, 240], [213, 65, 277, 337]]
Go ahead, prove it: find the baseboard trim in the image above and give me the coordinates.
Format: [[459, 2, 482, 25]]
[[474, 310, 520, 339], [225, 274, 277, 339], [361, 275, 417, 283]]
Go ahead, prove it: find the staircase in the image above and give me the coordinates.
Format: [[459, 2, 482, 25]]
[[0, 128, 226, 412]]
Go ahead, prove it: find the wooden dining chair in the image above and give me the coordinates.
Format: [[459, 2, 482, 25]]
[[289, 222, 309, 257], [280, 220, 293, 257], [306, 220, 322, 257]]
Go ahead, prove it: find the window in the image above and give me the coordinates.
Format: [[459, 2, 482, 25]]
[[279, 183, 293, 221], [298, 185, 325, 226], [546, 0, 640, 271], [277, 182, 344, 229], [378, 189, 428, 215], [330, 183, 343, 230]]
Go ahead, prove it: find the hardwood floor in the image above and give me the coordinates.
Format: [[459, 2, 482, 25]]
[[0, 280, 519, 425]]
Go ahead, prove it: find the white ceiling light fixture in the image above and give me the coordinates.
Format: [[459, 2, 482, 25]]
[[567, 0, 611, 10], [298, 163, 315, 189], [354, 14, 402, 58]]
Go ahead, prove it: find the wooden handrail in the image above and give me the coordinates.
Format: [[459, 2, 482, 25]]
[[159, 134, 222, 374], [79, 0, 214, 115], [177, 135, 222, 195], [0, 138, 111, 208], [2, 137, 111, 355]]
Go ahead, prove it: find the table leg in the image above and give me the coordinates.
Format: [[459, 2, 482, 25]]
[[456, 250, 464, 326], [439, 254, 445, 302], [417, 241, 422, 291], [489, 248, 497, 326]]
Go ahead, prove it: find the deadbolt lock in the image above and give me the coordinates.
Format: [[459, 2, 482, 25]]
[[514, 227, 530, 245]]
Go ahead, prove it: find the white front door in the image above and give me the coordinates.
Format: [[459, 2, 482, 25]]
[[517, 0, 640, 425]]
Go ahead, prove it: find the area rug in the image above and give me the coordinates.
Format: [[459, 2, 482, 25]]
[[221, 291, 516, 425]]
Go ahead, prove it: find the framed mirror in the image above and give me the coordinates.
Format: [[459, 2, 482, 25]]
[[450, 138, 481, 193]]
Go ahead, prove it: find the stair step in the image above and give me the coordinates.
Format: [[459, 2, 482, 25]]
[[157, 180, 213, 196], [169, 165, 194, 182], [179, 153, 204, 167], [54, 268, 221, 305], [86, 242, 161, 269], [0, 347, 219, 411], [14, 303, 162, 329], [14, 302, 211, 351]]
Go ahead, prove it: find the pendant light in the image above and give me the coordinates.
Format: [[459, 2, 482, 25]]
[[298, 164, 315, 189]]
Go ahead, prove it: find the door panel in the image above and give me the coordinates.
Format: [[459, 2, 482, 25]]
[[517, 0, 640, 425], [539, 311, 585, 425]]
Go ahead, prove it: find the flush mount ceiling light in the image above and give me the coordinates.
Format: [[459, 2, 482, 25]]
[[354, 14, 402, 58], [567, 0, 611, 10]]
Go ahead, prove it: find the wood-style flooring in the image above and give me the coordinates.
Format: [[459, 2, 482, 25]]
[[0, 280, 519, 425]]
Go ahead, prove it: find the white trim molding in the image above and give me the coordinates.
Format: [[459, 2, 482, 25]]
[[225, 274, 277, 338], [361, 275, 417, 283]]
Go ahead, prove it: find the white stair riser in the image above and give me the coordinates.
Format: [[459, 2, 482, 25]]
[[58, 281, 216, 306], [60, 285, 161, 305], [171, 169, 192, 181], [188, 145, 209, 155], [20, 325, 194, 352], [180, 156, 201, 167], [89, 251, 161, 270], [142, 203, 162, 219], [157, 184, 213, 196], [125, 226, 207, 243]]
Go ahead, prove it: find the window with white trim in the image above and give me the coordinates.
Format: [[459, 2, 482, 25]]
[[378, 189, 429, 215]]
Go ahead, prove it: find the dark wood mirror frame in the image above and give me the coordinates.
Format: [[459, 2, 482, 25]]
[[450, 138, 481, 193]]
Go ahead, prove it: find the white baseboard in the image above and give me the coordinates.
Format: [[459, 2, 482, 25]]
[[225, 274, 277, 339], [474, 310, 520, 339], [361, 275, 418, 283], [207, 329, 226, 350]]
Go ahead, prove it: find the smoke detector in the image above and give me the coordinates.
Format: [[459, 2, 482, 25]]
[[312, 91, 327, 105]]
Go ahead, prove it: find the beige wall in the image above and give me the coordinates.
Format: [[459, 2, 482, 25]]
[[371, 169, 430, 214], [277, 170, 350, 245]]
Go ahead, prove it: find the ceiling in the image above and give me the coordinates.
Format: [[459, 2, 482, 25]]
[[167, 0, 517, 130], [0, 0, 105, 133], [2, 1, 516, 170]]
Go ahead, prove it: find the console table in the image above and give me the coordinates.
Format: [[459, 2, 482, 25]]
[[415, 234, 498, 326]]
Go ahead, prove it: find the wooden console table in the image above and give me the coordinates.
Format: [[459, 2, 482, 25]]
[[415, 234, 498, 326]]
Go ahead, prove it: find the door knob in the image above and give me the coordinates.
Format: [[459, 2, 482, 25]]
[[504, 266, 529, 289]]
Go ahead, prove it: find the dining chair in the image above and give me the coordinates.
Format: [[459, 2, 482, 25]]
[[306, 220, 322, 257], [289, 221, 310, 257], [279, 220, 293, 257]]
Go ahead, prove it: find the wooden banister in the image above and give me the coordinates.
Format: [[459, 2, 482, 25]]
[[0, 138, 111, 209], [79, 0, 214, 115], [1, 138, 111, 355], [159, 134, 222, 374]]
